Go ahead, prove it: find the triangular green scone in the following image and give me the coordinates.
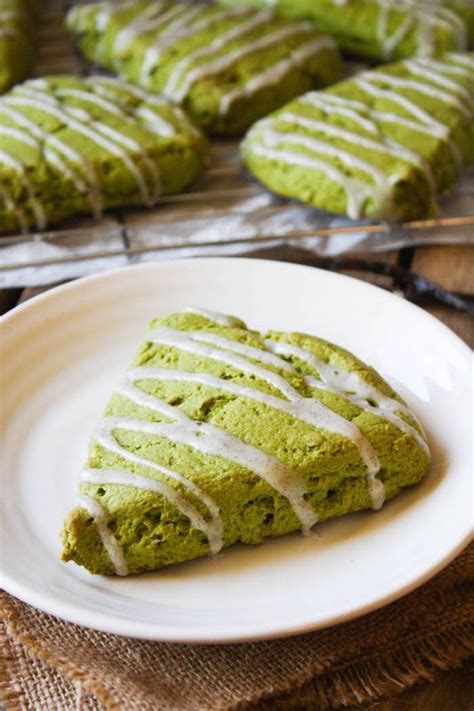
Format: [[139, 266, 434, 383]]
[[62, 310, 430, 576]]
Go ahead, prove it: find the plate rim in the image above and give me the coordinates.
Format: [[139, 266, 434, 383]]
[[1, 257, 471, 354], [1, 257, 472, 644]]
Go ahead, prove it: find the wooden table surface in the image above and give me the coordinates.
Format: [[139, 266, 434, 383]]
[[1, 242, 472, 711]]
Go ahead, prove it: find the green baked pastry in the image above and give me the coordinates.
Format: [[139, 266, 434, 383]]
[[66, 1, 342, 135], [446, 0, 474, 47], [217, 0, 471, 61], [242, 52, 474, 221], [0, 0, 37, 93], [0, 75, 208, 233], [61, 308, 430, 576]]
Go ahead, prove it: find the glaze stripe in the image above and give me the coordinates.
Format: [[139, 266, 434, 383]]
[[165, 20, 314, 102], [5, 93, 153, 206], [0, 101, 102, 217], [76, 493, 129, 575], [266, 339, 429, 455], [359, 71, 471, 118], [163, 10, 274, 99], [149, 326, 301, 401], [374, 0, 466, 58], [100, 412, 317, 535], [247, 140, 373, 219], [352, 76, 464, 166], [10, 86, 159, 205], [219, 36, 336, 116], [147, 328, 380, 474], [81, 466, 223, 555], [140, 7, 230, 85], [0, 76, 194, 227], [300, 93, 379, 134], [125, 366, 380, 474], [276, 110, 435, 189]]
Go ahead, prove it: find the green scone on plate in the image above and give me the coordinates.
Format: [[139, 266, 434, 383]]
[[217, 0, 472, 61], [242, 52, 474, 222], [61, 309, 430, 576], [0, 75, 208, 233], [66, 1, 342, 135], [0, 0, 37, 93]]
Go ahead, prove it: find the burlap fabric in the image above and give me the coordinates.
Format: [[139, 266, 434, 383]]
[[1, 544, 473, 711]]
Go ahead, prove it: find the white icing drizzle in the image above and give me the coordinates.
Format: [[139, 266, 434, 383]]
[[184, 306, 237, 326], [139, 6, 224, 85], [87, 76, 193, 135], [218, 36, 336, 116], [99, 413, 317, 535], [55, 88, 123, 117], [354, 75, 464, 167], [85, 75, 156, 103], [262, 122, 386, 183], [266, 339, 429, 456], [76, 493, 128, 576], [163, 10, 274, 99], [374, 0, 466, 59], [146, 328, 379, 472], [378, 5, 414, 59], [149, 326, 304, 401], [124, 366, 379, 474], [6, 87, 159, 207], [404, 59, 474, 106], [113, 1, 168, 54], [0, 125, 37, 148], [52, 88, 166, 196], [0, 101, 102, 217], [0, 147, 46, 229], [276, 110, 435, 190], [135, 107, 176, 137], [166, 18, 315, 103], [82, 459, 223, 555], [92, 121, 160, 203], [247, 140, 373, 219], [16, 86, 158, 203], [190, 331, 295, 372], [299, 93, 379, 134], [360, 71, 471, 119], [0, 70, 203, 228], [306, 375, 430, 462], [0, 184, 28, 233], [447, 52, 474, 69], [412, 57, 472, 79]]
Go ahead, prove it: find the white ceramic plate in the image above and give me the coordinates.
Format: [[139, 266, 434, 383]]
[[1, 258, 472, 643]]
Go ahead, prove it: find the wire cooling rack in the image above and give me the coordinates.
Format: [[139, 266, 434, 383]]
[[0, 0, 473, 286]]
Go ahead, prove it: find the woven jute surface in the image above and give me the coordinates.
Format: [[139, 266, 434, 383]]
[[1, 544, 473, 711]]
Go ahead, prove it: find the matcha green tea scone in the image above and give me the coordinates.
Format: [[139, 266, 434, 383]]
[[66, 1, 342, 135], [61, 308, 430, 576], [242, 52, 474, 222], [218, 0, 472, 61], [0, 75, 208, 233], [0, 0, 37, 93]]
